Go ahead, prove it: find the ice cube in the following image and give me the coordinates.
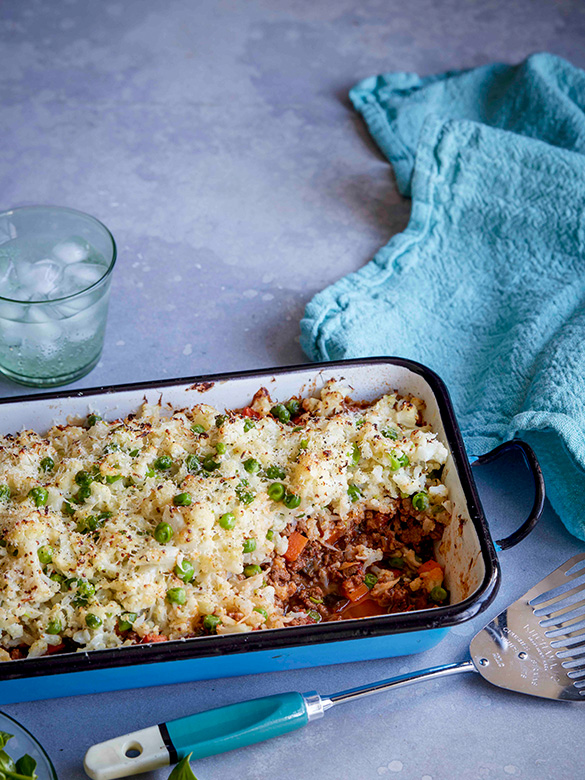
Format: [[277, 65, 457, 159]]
[[63, 262, 106, 294], [23, 312, 62, 345], [0, 319, 23, 347], [67, 301, 104, 341], [0, 300, 27, 320], [0, 249, 15, 286], [16, 259, 63, 299], [25, 307, 53, 324], [51, 236, 91, 265]]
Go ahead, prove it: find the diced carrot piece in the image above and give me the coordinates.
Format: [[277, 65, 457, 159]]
[[342, 581, 370, 603], [241, 406, 261, 419], [418, 559, 443, 576], [139, 633, 168, 644], [339, 598, 387, 619], [284, 531, 309, 562]]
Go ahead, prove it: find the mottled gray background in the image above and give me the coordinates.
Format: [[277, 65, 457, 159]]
[[0, 1, 584, 778]]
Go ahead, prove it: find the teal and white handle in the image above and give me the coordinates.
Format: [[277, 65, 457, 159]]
[[83, 691, 324, 780], [84, 663, 473, 779]]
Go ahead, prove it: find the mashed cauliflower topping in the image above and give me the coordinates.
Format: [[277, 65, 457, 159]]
[[0, 380, 450, 659]]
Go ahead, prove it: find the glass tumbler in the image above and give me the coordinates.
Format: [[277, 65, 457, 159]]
[[0, 206, 116, 387]]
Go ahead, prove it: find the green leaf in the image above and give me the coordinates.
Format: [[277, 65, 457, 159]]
[[0, 735, 12, 751], [168, 753, 198, 780], [15, 754, 36, 778], [0, 749, 16, 774]]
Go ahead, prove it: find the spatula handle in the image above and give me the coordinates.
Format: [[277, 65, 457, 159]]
[[84, 691, 315, 780]]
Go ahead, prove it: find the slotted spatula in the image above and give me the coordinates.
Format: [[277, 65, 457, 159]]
[[84, 554, 585, 780]]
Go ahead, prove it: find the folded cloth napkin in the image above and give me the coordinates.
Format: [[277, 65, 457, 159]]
[[300, 53, 585, 541]]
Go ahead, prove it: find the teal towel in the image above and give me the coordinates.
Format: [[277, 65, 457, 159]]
[[300, 53, 585, 542]]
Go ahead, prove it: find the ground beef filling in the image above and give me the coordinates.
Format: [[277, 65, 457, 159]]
[[268, 505, 446, 625]]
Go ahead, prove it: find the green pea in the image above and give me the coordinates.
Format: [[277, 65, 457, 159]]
[[191, 424, 206, 434], [243, 419, 255, 432], [85, 613, 102, 629], [270, 404, 290, 424], [388, 453, 402, 471], [215, 414, 226, 428], [243, 538, 257, 553], [266, 529, 274, 541], [364, 573, 378, 589], [382, 428, 398, 440], [265, 466, 285, 480], [267, 483, 285, 502], [244, 564, 262, 577], [285, 399, 300, 416], [167, 587, 186, 605], [37, 545, 53, 565], [40, 457, 54, 473], [349, 443, 361, 466], [154, 522, 173, 544], [46, 618, 62, 635], [118, 612, 137, 632], [87, 414, 102, 427], [29, 487, 48, 507], [73, 579, 95, 605], [243, 458, 260, 474], [218, 512, 236, 530], [154, 455, 173, 470], [0, 485, 9, 501], [174, 559, 195, 583], [284, 493, 301, 509], [307, 610, 322, 623], [347, 485, 361, 503], [75, 470, 93, 487], [129, 448, 140, 457], [105, 474, 122, 484], [298, 439, 308, 451], [412, 491, 429, 511], [173, 492, 192, 507], [254, 606, 268, 620], [388, 556, 405, 569], [430, 586, 449, 604], [203, 614, 221, 631], [50, 571, 65, 584], [74, 485, 92, 503], [202, 455, 220, 472], [185, 454, 201, 474]]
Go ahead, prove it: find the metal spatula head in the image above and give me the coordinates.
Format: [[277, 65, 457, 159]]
[[470, 553, 585, 701]]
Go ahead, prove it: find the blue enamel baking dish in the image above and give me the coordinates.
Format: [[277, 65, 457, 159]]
[[0, 357, 544, 703]]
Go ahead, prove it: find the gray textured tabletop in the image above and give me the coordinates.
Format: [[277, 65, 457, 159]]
[[1, 1, 584, 778]]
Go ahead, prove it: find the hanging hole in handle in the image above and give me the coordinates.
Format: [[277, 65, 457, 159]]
[[471, 439, 545, 551], [124, 742, 143, 759]]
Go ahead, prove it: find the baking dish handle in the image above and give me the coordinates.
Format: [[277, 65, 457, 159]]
[[470, 439, 545, 551]]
